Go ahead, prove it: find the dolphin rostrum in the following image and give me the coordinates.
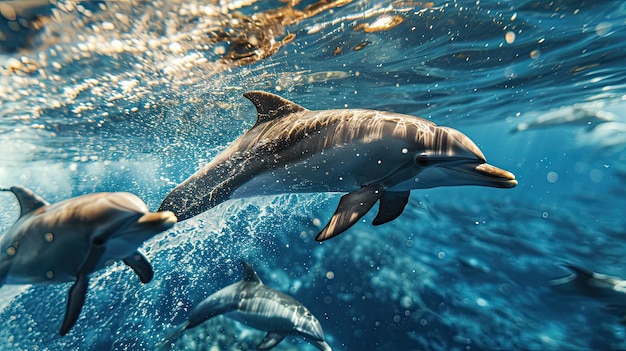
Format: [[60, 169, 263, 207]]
[[0, 186, 177, 335], [158, 261, 331, 350], [159, 91, 517, 241]]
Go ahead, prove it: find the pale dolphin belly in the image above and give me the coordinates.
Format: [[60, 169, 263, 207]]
[[230, 138, 414, 199], [225, 308, 300, 332]]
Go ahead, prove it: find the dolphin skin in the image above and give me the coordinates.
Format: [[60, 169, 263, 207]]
[[0, 186, 177, 335], [159, 261, 331, 351], [159, 91, 517, 241]]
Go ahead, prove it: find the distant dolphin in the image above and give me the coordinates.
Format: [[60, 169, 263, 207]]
[[159, 91, 517, 241], [0, 186, 177, 335], [551, 263, 626, 303], [510, 106, 617, 133], [158, 261, 331, 351], [551, 263, 626, 324]]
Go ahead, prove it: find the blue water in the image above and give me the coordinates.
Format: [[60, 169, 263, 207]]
[[1, 0, 625, 350]]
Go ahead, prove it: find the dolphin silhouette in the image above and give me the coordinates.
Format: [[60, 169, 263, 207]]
[[158, 261, 331, 351], [0, 186, 177, 335], [551, 263, 626, 303], [551, 263, 626, 324], [159, 91, 517, 241]]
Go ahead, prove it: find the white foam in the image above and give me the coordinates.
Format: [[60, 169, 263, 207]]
[[0, 284, 31, 312]]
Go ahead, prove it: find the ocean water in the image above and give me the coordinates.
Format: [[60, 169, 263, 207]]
[[1, 0, 625, 350]]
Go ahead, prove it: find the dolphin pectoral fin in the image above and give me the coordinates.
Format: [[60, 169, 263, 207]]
[[372, 191, 410, 226], [315, 185, 383, 242], [256, 332, 287, 350], [123, 251, 154, 284], [60, 273, 88, 336], [59, 241, 106, 335], [310, 340, 333, 351]]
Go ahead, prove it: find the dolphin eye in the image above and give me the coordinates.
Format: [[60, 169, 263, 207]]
[[414, 153, 432, 166]]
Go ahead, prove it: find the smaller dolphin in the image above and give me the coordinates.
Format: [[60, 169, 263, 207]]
[[159, 261, 331, 351], [550, 263, 626, 303], [510, 106, 617, 133], [0, 186, 177, 335], [551, 263, 626, 323], [575, 121, 626, 154]]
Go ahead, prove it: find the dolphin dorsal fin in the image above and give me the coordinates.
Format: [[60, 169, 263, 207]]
[[5, 186, 49, 218], [243, 91, 307, 126], [242, 261, 262, 284]]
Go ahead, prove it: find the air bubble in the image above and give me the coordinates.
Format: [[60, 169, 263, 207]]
[[546, 171, 558, 183], [505, 31, 516, 44]]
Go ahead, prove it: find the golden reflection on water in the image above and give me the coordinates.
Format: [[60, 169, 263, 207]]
[[0, 0, 443, 74], [0, 0, 439, 125]]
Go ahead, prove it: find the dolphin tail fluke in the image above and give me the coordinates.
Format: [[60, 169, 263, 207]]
[[315, 184, 383, 242], [256, 331, 287, 350], [123, 251, 154, 284], [372, 191, 410, 226], [156, 321, 190, 351]]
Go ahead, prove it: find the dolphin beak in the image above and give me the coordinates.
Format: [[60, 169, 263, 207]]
[[138, 211, 178, 225], [443, 161, 518, 188], [126, 211, 178, 234]]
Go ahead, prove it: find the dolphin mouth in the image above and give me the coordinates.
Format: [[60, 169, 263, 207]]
[[443, 161, 518, 188], [122, 211, 178, 235], [137, 211, 178, 226]]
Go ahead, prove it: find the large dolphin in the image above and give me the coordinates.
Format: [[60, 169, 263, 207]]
[[158, 261, 331, 350], [159, 91, 517, 241], [0, 186, 177, 335]]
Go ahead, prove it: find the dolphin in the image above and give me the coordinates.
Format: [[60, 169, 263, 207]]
[[510, 106, 617, 133], [551, 263, 626, 324], [159, 91, 517, 241], [551, 263, 626, 303], [158, 261, 331, 351], [0, 186, 177, 335]]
